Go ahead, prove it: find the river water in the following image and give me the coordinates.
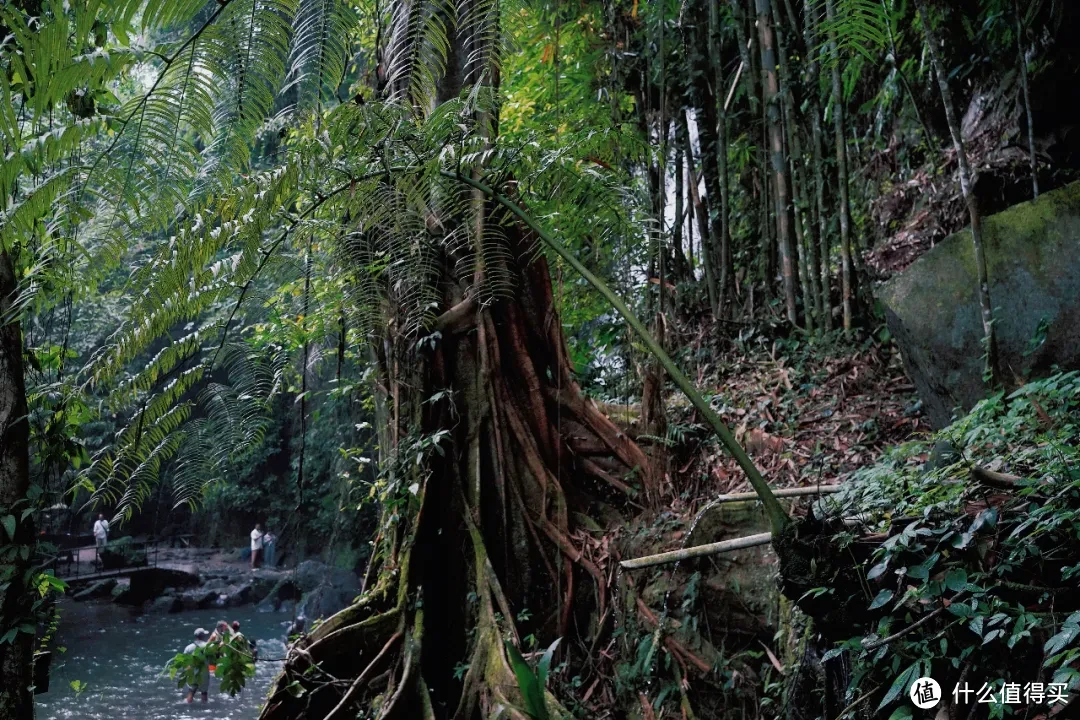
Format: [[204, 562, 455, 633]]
[[36, 601, 292, 720]]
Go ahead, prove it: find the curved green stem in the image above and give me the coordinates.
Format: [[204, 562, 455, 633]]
[[445, 171, 789, 535]]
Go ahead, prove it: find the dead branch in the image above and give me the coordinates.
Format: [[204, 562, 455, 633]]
[[971, 465, 1024, 489], [322, 630, 404, 720]]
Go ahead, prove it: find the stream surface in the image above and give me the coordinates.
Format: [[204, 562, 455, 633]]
[[36, 601, 291, 720]]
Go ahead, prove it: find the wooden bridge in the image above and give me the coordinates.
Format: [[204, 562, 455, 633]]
[[50, 535, 194, 584]]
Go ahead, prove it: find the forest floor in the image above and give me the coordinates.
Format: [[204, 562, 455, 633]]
[[662, 332, 926, 505], [577, 334, 931, 717]]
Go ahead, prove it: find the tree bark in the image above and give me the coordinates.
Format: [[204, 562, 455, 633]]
[[824, 0, 854, 333], [688, 19, 727, 319], [726, 0, 759, 106], [683, 145, 695, 273], [805, 0, 831, 329], [756, 0, 798, 326], [1014, 0, 1038, 199], [683, 111, 719, 313], [0, 250, 33, 720], [673, 118, 686, 281], [916, 0, 996, 378], [709, 0, 733, 316], [772, 0, 815, 331]]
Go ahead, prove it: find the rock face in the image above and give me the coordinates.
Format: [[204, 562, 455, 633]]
[[878, 181, 1080, 427]]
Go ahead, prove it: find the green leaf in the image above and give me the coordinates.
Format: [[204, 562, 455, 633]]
[[869, 589, 893, 610], [944, 568, 967, 592], [878, 662, 919, 711], [1, 514, 15, 540], [537, 638, 561, 689], [887, 708, 913, 720], [947, 602, 975, 618], [1044, 617, 1080, 655], [505, 640, 547, 720], [821, 647, 846, 662], [867, 561, 888, 580]]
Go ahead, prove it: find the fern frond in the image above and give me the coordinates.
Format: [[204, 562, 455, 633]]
[[284, 0, 360, 113], [812, 0, 889, 62]]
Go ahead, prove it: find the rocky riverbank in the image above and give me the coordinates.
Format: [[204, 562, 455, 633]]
[[68, 548, 361, 623]]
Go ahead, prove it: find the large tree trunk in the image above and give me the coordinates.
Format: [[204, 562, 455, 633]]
[[261, 213, 653, 720], [0, 250, 34, 720]]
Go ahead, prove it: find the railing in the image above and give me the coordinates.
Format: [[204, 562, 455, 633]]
[[50, 534, 193, 582]]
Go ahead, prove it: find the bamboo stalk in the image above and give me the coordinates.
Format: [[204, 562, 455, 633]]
[[707, 485, 841, 504], [620, 533, 774, 570], [621, 502, 857, 570], [724, 61, 744, 113]]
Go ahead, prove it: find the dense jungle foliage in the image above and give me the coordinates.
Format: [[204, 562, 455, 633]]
[[1, 0, 1079, 718]]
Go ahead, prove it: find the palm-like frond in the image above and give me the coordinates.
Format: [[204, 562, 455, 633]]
[[284, 0, 360, 112], [65, 0, 600, 520], [812, 0, 889, 62]]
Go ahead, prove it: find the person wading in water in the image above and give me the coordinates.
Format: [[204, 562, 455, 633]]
[[232, 620, 256, 661], [183, 628, 211, 703]]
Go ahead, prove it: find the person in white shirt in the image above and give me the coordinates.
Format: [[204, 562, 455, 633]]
[[250, 523, 265, 570], [92, 513, 109, 549], [183, 628, 211, 703]]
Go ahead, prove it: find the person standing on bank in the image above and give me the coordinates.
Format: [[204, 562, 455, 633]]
[[250, 523, 265, 570], [92, 513, 109, 567]]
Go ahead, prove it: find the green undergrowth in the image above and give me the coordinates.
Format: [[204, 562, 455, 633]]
[[811, 371, 1080, 718]]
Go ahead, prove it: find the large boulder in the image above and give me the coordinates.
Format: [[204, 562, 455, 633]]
[[247, 573, 280, 604], [878, 181, 1080, 426], [256, 579, 302, 613], [72, 578, 117, 602], [298, 585, 357, 622], [226, 583, 253, 607], [144, 594, 182, 614], [180, 589, 220, 611], [291, 560, 357, 594], [117, 567, 199, 606]]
